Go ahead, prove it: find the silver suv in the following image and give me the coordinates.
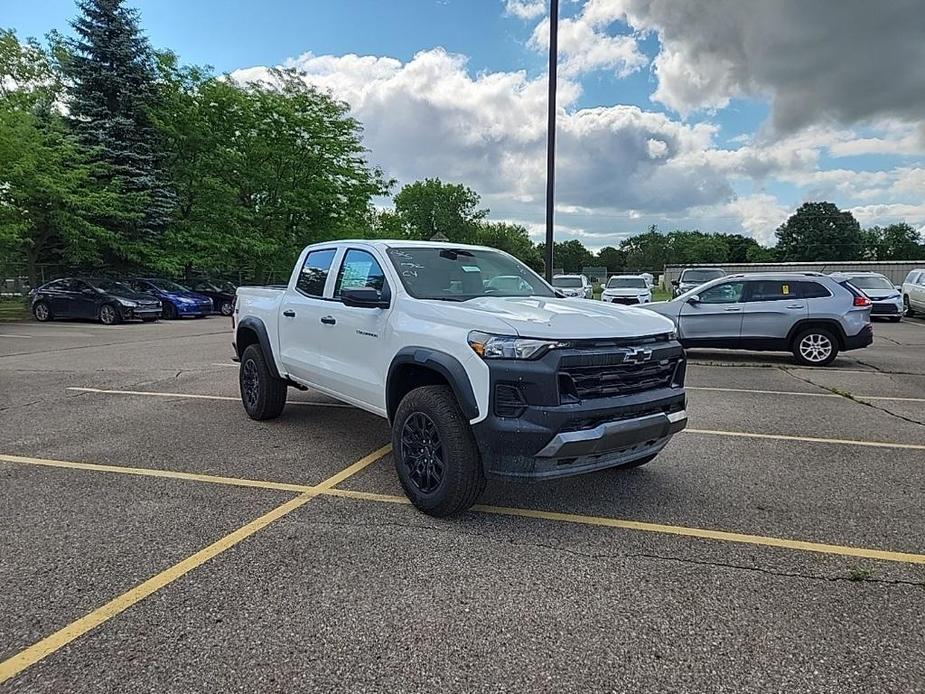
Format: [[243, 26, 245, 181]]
[[901, 269, 925, 317], [644, 273, 873, 366]]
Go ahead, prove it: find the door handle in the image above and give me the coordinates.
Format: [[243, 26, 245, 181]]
[[320, 315, 336, 325], [282, 310, 296, 318], [786, 304, 805, 309], [724, 307, 742, 312]]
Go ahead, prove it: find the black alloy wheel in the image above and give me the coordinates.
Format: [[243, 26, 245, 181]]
[[241, 357, 260, 411], [220, 300, 234, 316], [33, 301, 52, 322], [400, 412, 445, 494], [99, 304, 120, 325]]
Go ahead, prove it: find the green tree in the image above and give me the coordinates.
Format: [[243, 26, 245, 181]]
[[865, 223, 923, 260], [474, 222, 542, 270], [64, 0, 174, 244], [596, 246, 625, 272], [151, 61, 387, 276], [0, 30, 126, 286], [619, 226, 671, 271], [536, 239, 594, 273], [775, 202, 865, 261], [394, 178, 486, 242]]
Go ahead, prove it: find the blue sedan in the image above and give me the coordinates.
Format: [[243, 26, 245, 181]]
[[127, 278, 214, 319]]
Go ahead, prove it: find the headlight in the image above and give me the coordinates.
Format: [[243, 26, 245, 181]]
[[668, 329, 678, 341], [117, 299, 137, 308], [468, 331, 563, 360]]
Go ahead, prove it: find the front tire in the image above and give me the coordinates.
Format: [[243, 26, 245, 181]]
[[99, 304, 122, 325], [162, 302, 178, 320], [220, 301, 234, 316], [33, 301, 52, 322], [904, 296, 915, 317], [392, 385, 485, 517], [792, 327, 839, 366], [239, 344, 287, 420]]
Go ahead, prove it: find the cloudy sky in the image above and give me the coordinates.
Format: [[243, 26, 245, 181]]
[[11, 0, 925, 249]]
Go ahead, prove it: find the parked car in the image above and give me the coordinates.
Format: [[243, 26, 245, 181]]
[[834, 272, 903, 322], [126, 278, 213, 319], [552, 274, 593, 299], [901, 269, 925, 317], [600, 275, 652, 305], [672, 268, 727, 297], [186, 279, 236, 316], [644, 272, 872, 366], [30, 277, 162, 324], [234, 240, 687, 516]]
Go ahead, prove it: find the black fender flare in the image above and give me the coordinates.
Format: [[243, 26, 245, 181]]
[[387, 347, 479, 422], [236, 316, 282, 379], [786, 319, 848, 349]]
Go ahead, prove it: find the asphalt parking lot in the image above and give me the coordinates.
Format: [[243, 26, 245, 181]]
[[1, 315, 924, 693]]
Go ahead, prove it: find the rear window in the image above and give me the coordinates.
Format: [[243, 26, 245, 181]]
[[746, 280, 796, 301], [296, 249, 337, 297], [607, 277, 647, 288], [847, 276, 893, 291], [553, 277, 582, 288]]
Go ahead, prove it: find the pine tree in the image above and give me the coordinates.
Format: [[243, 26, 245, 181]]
[[65, 0, 173, 243]]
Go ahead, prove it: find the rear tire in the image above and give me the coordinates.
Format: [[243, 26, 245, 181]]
[[239, 344, 287, 420], [904, 296, 915, 317], [33, 301, 52, 322], [792, 327, 839, 366], [392, 385, 485, 517], [162, 302, 178, 320], [220, 301, 234, 316]]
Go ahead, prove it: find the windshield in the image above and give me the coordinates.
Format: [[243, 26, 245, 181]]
[[386, 247, 553, 301], [847, 276, 893, 290], [89, 280, 136, 296], [148, 279, 190, 292], [552, 277, 582, 288], [607, 277, 647, 289], [681, 269, 725, 283]]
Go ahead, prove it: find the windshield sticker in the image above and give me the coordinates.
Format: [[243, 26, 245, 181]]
[[461, 266, 481, 273]]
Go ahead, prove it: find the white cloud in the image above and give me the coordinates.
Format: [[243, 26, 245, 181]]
[[504, 0, 546, 20], [530, 12, 647, 77]]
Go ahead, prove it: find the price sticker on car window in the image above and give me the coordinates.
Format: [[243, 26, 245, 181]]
[[782, 283, 790, 295]]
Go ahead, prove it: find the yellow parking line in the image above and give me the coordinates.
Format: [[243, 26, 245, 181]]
[[0, 454, 314, 493], [0, 445, 390, 685], [683, 428, 925, 451], [66, 386, 352, 408]]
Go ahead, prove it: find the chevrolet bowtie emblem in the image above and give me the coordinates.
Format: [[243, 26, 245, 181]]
[[622, 348, 653, 364]]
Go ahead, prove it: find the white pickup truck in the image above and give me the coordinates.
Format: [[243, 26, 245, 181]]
[[234, 240, 688, 516]]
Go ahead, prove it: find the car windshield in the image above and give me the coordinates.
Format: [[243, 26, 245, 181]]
[[386, 247, 553, 301], [194, 282, 221, 292], [681, 269, 725, 283], [148, 279, 190, 292], [88, 280, 136, 297], [552, 277, 582, 288], [607, 277, 647, 288], [848, 276, 893, 290]]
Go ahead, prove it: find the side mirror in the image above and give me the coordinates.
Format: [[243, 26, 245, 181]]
[[686, 295, 700, 305], [671, 280, 679, 287], [342, 287, 389, 309], [895, 285, 902, 292], [553, 289, 567, 298]]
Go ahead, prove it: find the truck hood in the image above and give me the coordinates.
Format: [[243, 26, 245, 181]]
[[420, 296, 675, 339]]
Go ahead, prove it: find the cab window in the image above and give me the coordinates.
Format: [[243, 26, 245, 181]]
[[296, 249, 337, 297], [334, 249, 387, 297], [698, 282, 745, 304], [797, 281, 831, 299]]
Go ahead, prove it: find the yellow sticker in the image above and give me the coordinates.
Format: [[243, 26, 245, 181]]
[[782, 284, 790, 294]]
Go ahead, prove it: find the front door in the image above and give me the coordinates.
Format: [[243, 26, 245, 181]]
[[309, 248, 393, 414], [679, 281, 746, 343]]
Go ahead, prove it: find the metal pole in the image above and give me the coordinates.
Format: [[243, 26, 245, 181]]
[[544, 0, 559, 282]]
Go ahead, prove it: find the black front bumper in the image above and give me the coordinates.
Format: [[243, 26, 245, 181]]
[[471, 339, 687, 480]]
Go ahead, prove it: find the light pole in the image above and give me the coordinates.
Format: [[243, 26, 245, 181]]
[[544, 0, 559, 282]]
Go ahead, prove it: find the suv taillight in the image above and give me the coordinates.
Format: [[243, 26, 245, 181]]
[[854, 296, 871, 307]]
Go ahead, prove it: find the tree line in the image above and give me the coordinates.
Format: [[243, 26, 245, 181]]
[[2, 0, 923, 288]]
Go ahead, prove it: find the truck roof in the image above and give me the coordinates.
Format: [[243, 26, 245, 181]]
[[322, 239, 500, 253]]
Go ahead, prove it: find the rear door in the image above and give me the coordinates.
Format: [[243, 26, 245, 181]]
[[741, 279, 806, 341], [309, 247, 393, 412], [678, 281, 746, 343], [277, 247, 339, 386]]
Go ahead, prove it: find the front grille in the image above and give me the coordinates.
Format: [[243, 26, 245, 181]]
[[871, 303, 899, 314], [559, 355, 681, 400], [609, 297, 640, 305]]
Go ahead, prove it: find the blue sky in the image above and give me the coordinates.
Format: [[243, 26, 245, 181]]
[[8, 0, 924, 248]]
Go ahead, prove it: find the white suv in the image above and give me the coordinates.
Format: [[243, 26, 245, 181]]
[[901, 269, 925, 317], [552, 274, 592, 299], [601, 275, 652, 305], [234, 241, 687, 516]]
